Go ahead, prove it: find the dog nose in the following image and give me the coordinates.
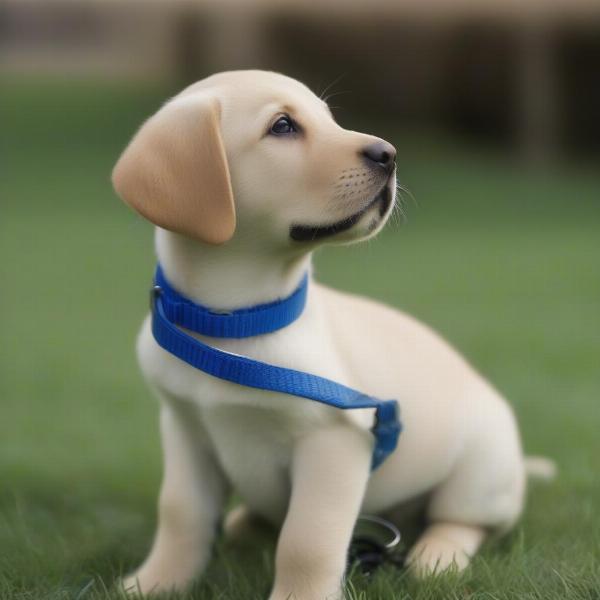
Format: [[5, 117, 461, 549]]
[[362, 141, 396, 174]]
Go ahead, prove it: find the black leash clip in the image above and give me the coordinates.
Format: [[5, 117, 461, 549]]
[[349, 515, 405, 575]]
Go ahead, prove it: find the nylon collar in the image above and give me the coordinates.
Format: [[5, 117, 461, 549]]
[[154, 264, 308, 338]]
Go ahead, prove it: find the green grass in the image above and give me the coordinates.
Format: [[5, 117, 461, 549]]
[[1, 79, 599, 599]]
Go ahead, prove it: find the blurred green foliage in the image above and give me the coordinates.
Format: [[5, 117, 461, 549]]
[[1, 79, 599, 599]]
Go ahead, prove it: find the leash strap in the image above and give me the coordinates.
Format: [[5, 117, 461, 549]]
[[150, 270, 401, 470]]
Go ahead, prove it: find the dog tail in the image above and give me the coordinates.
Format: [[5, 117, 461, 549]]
[[525, 455, 557, 481]]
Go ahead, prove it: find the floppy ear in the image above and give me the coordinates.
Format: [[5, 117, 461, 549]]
[[112, 95, 235, 244]]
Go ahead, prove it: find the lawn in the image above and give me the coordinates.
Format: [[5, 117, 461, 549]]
[[1, 79, 599, 599]]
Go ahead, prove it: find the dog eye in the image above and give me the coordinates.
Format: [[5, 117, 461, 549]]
[[270, 115, 297, 136]]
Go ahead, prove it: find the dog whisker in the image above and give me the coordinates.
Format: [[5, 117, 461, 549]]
[[322, 90, 351, 104], [318, 73, 346, 101]]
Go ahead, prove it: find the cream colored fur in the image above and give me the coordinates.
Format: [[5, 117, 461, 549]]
[[113, 71, 528, 600]]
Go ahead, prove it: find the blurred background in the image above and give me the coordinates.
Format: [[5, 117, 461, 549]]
[[1, 1, 599, 598], [3, 0, 600, 160]]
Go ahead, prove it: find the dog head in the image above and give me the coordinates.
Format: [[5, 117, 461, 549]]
[[112, 70, 396, 249]]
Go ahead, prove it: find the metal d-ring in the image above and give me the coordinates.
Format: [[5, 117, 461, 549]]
[[150, 285, 162, 311], [355, 514, 401, 551]]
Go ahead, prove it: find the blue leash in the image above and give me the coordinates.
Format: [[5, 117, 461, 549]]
[[150, 266, 401, 470]]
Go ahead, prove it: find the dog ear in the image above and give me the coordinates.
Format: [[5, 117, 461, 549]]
[[112, 95, 235, 245]]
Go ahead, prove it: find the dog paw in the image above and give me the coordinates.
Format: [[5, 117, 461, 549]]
[[268, 587, 343, 600], [406, 523, 484, 577], [223, 504, 253, 539], [223, 504, 270, 542], [120, 570, 178, 597], [406, 536, 470, 576]]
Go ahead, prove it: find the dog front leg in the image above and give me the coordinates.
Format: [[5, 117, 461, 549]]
[[123, 398, 228, 595], [269, 425, 371, 600]]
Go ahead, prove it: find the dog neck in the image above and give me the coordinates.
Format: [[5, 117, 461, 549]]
[[155, 229, 312, 311]]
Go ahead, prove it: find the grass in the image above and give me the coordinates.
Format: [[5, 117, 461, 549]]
[[1, 78, 599, 599]]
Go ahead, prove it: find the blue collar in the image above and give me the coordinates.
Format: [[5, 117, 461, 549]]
[[151, 264, 401, 470], [155, 265, 309, 338]]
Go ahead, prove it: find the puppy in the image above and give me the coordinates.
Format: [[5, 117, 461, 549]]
[[113, 70, 527, 599]]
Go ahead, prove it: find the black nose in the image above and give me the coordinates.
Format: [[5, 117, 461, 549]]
[[362, 141, 396, 174]]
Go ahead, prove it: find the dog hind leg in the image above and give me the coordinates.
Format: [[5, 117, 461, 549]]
[[406, 397, 525, 576]]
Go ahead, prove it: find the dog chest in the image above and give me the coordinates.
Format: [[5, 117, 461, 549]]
[[201, 404, 299, 524]]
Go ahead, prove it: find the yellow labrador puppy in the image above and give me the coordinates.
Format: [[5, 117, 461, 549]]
[[113, 71, 528, 599]]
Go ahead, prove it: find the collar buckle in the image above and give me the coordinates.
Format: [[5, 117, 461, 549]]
[[150, 285, 162, 312]]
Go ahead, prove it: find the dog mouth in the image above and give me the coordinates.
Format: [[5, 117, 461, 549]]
[[290, 185, 392, 242]]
